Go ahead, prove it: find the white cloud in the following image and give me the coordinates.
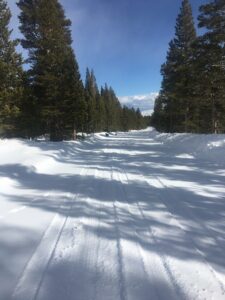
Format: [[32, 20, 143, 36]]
[[141, 109, 154, 116], [119, 92, 158, 116]]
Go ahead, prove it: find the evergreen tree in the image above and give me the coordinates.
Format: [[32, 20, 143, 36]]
[[0, 0, 23, 136], [153, 0, 197, 132], [85, 68, 98, 133], [101, 85, 122, 132], [84, 68, 146, 134], [121, 106, 147, 131], [152, 93, 168, 132], [195, 0, 225, 133], [121, 106, 130, 131], [61, 48, 86, 137], [18, 72, 41, 138], [95, 92, 106, 132], [198, 0, 225, 47], [101, 84, 111, 131], [17, 0, 84, 140], [135, 108, 144, 130]]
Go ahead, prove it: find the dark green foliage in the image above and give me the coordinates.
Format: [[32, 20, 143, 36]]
[[0, 0, 147, 139], [152, 0, 225, 134], [95, 92, 106, 132], [85, 68, 98, 133], [198, 0, 225, 45], [101, 85, 122, 132], [0, 0, 23, 136], [121, 106, 146, 131], [84, 70, 146, 133], [196, 0, 225, 133], [152, 0, 197, 133], [17, 0, 84, 140]]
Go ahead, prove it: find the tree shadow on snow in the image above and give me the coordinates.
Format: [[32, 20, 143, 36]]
[[1, 132, 225, 299]]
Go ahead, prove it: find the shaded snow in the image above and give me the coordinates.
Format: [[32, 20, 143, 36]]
[[0, 128, 225, 300], [152, 131, 225, 164]]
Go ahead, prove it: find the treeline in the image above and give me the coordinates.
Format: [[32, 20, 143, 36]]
[[82, 68, 148, 134], [152, 0, 225, 134], [0, 0, 148, 141]]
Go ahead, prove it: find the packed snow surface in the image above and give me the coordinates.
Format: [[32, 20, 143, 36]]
[[0, 128, 225, 300]]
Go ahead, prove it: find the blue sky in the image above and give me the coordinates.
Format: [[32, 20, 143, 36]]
[[7, 0, 208, 113]]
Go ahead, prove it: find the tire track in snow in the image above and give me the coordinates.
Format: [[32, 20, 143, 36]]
[[61, 168, 105, 300], [114, 166, 182, 300], [91, 168, 121, 300], [113, 135, 225, 299], [115, 170, 161, 300], [101, 145, 128, 300], [11, 206, 69, 300], [100, 144, 126, 300], [74, 167, 119, 300], [109, 141, 179, 300], [112, 193, 127, 300], [88, 160, 125, 300], [154, 175, 225, 297], [35, 167, 119, 300], [103, 134, 225, 300], [108, 140, 183, 299], [123, 167, 225, 299], [11, 168, 86, 300]]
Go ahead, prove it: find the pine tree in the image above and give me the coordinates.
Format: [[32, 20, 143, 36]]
[[17, 0, 84, 140], [121, 106, 147, 131], [84, 68, 145, 134], [173, 0, 197, 132], [199, 0, 225, 47], [135, 108, 144, 130], [101, 85, 122, 132], [61, 47, 86, 138], [0, 0, 23, 136], [196, 0, 225, 133], [153, 0, 197, 132], [152, 93, 168, 132], [95, 92, 106, 132], [85, 68, 98, 133]]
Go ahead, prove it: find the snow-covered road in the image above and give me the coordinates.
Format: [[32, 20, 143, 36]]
[[1, 129, 225, 300]]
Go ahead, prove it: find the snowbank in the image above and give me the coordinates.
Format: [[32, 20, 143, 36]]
[[1, 128, 225, 166], [144, 128, 225, 165]]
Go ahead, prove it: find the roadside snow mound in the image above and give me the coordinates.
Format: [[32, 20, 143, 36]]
[[144, 128, 225, 165], [1, 129, 225, 165]]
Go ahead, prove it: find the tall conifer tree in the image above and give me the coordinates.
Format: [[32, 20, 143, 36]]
[[0, 0, 23, 136], [85, 68, 98, 133], [153, 0, 197, 132], [196, 0, 225, 133], [17, 0, 84, 140]]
